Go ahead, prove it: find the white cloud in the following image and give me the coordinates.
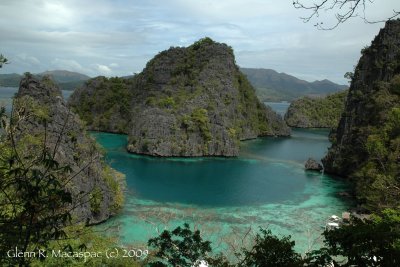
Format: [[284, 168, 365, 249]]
[[96, 64, 112, 75], [51, 58, 86, 73], [16, 54, 41, 65]]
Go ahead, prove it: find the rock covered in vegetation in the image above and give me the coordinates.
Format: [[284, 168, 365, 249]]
[[127, 38, 290, 156], [322, 19, 400, 210], [69, 38, 290, 157], [305, 158, 323, 172], [68, 76, 132, 133], [284, 90, 348, 128], [15, 75, 124, 224]]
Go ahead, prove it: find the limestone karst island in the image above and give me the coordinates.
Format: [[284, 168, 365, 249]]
[[0, 1, 399, 266]]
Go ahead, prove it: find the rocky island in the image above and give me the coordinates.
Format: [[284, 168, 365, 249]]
[[15, 75, 124, 224], [69, 38, 290, 157]]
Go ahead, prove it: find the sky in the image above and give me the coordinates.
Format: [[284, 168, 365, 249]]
[[1, 0, 399, 84]]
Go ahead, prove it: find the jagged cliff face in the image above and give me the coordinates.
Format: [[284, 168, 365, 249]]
[[323, 20, 400, 176], [127, 38, 290, 156], [15, 76, 124, 224], [69, 38, 290, 157]]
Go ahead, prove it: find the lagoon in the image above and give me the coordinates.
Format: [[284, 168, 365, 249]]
[[92, 128, 351, 255]]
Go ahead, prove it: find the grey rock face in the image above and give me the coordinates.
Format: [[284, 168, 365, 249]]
[[322, 19, 400, 176], [126, 38, 290, 157], [16, 75, 124, 224], [305, 158, 323, 172]]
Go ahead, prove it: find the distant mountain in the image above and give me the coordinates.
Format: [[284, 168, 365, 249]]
[[38, 70, 90, 83], [0, 70, 90, 90], [240, 68, 347, 101]]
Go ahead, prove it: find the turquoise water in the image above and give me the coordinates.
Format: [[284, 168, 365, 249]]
[[92, 129, 352, 255]]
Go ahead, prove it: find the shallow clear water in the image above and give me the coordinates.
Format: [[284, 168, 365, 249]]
[[92, 129, 352, 255]]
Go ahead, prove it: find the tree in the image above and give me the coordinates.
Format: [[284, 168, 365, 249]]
[[293, 0, 400, 29], [147, 223, 212, 267], [307, 209, 400, 266], [0, 54, 8, 68], [0, 96, 78, 266], [237, 228, 304, 267]]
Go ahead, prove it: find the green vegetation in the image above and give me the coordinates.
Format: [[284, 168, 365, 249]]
[[102, 165, 124, 213], [190, 108, 212, 141], [0, 54, 8, 68], [147, 223, 305, 267], [0, 97, 75, 266], [237, 228, 303, 267], [147, 223, 212, 267], [69, 76, 132, 133], [310, 209, 400, 266], [325, 77, 400, 211], [147, 215, 400, 266], [285, 90, 348, 128], [0, 73, 126, 266], [89, 186, 103, 214]]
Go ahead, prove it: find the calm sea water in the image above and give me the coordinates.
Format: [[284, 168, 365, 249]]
[[92, 128, 351, 254]]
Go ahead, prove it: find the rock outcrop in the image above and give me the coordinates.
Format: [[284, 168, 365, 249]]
[[69, 38, 290, 157], [284, 90, 347, 128], [305, 158, 323, 172], [323, 20, 400, 176], [15, 75, 124, 224], [322, 20, 400, 210]]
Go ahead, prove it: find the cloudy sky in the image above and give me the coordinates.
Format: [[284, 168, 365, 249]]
[[1, 0, 399, 84]]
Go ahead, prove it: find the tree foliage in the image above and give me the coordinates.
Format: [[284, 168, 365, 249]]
[[0, 54, 8, 68], [237, 228, 303, 267], [0, 98, 77, 266], [293, 0, 400, 29], [307, 209, 400, 266], [147, 223, 212, 267]]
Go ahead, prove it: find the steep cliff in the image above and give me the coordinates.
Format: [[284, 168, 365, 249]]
[[69, 38, 290, 157], [322, 20, 400, 210], [127, 38, 290, 156], [284, 90, 347, 128], [15, 75, 124, 224]]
